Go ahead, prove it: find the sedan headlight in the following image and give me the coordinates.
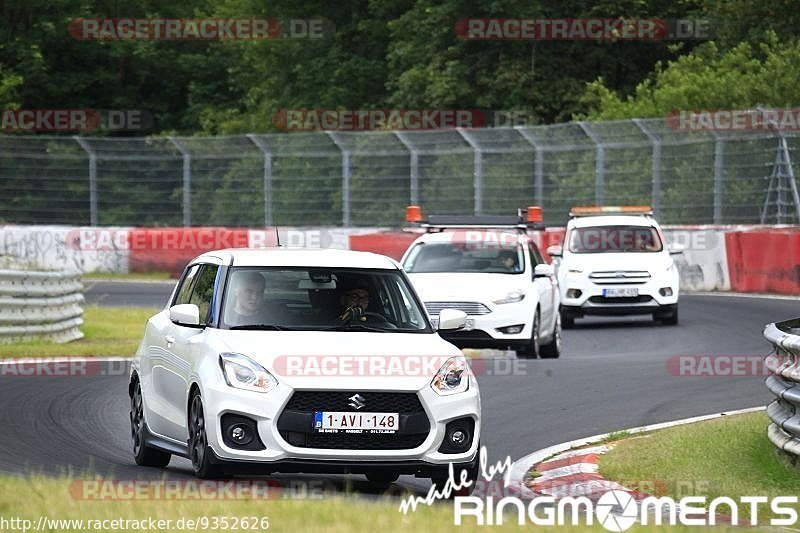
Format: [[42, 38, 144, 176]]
[[493, 290, 525, 305], [219, 352, 278, 393], [431, 356, 470, 396]]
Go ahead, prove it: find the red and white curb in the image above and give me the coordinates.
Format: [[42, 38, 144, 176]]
[[506, 406, 765, 500]]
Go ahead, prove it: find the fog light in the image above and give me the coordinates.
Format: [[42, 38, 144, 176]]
[[659, 287, 673, 296], [497, 324, 524, 334], [228, 424, 253, 445], [566, 289, 582, 299], [451, 430, 467, 445]]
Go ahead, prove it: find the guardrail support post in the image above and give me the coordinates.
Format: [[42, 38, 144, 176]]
[[457, 129, 483, 215], [73, 136, 98, 226], [578, 122, 604, 205], [168, 137, 192, 226], [515, 126, 544, 207], [247, 134, 274, 226], [711, 132, 725, 224], [394, 132, 419, 206], [633, 119, 662, 219], [326, 132, 351, 226]]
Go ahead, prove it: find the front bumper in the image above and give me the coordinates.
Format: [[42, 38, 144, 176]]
[[435, 300, 534, 348], [559, 273, 678, 317], [197, 377, 481, 470]]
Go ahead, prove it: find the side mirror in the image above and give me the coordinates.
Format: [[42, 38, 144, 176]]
[[170, 304, 201, 326], [438, 309, 467, 331], [546, 245, 563, 258], [534, 263, 555, 278], [668, 244, 685, 255]]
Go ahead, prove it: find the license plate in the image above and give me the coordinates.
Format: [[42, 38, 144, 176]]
[[602, 288, 639, 297], [313, 411, 399, 433]]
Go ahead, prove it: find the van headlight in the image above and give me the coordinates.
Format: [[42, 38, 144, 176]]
[[431, 356, 470, 396], [219, 353, 278, 393], [493, 290, 525, 304]]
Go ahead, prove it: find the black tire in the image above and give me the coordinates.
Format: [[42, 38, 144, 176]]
[[539, 313, 562, 359], [430, 454, 480, 497], [130, 380, 171, 468], [365, 471, 399, 487], [560, 309, 575, 329], [188, 392, 224, 479], [659, 306, 679, 325], [516, 310, 540, 359]]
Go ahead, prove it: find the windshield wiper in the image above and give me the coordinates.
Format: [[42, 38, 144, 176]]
[[229, 324, 296, 331], [320, 322, 392, 333]]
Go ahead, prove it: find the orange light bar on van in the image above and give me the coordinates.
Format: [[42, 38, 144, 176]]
[[570, 205, 652, 216], [526, 206, 543, 223], [406, 205, 423, 223]]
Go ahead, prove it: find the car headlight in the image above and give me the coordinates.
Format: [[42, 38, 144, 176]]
[[219, 352, 278, 393], [431, 356, 470, 396], [566, 268, 583, 277], [493, 290, 525, 304]]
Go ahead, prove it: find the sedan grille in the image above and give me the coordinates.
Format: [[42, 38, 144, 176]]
[[425, 301, 491, 316]]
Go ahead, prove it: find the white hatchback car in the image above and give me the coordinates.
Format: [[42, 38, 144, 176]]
[[130, 248, 480, 488], [549, 207, 681, 327], [401, 223, 561, 358]]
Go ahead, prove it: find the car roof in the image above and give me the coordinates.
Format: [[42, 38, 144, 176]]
[[568, 215, 658, 228], [191, 248, 400, 269], [410, 230, 530, 244]]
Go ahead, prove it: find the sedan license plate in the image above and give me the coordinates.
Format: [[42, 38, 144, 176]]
[[602, 288, 639, 298], [314, 412, 399, 433]]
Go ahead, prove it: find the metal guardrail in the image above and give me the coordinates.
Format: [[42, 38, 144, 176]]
[[763, 318, 800, 461], [0, 270, 84, 344]]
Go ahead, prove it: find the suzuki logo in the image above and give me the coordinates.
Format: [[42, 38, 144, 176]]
[[348, 394, 366, 410]]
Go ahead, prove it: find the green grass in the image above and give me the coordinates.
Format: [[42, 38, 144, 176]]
[[0, 475, 742, 533], [600, 412, 800, 520], [83, 271, 175, 281], [0, 306, 156, 357]]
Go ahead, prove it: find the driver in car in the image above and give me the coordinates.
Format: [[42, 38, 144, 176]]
[[339, 285, 371, 323], [227, 271, 267, 326]]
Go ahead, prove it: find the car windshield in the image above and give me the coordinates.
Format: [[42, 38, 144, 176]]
[[568, 225, 663, 254], [402, 242, 524, 274], [221, 267, 430, 332]]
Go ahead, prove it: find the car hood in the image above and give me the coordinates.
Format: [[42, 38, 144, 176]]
[[208, 329, 463, 391], [407, 272, 526, 302], [562, 252, 672, 273]]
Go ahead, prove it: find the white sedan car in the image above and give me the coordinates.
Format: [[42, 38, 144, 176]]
[[130, 248, 480, 488], [401, 230, 561, 358]]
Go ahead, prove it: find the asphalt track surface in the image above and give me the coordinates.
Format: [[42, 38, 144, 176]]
[[2, 281, 795, 496]]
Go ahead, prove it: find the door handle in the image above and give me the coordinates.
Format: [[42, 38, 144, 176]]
[[165, 335, 175, 347]]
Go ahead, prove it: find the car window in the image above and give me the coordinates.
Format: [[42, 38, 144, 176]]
[[403, 242, 524, 274], [188, 264, 219, 324], [173, 264, 201, 306]]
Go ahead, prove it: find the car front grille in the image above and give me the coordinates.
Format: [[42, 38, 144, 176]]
[[277, 391, 430, 450], [425, 301, 492, 316], [589, 271, 651, 285], [588, 295, 654, 304]]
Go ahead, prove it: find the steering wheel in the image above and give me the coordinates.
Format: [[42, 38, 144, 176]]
[[362, 312, 398, 329]]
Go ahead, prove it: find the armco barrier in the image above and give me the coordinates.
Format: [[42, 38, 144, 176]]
[[763, 318, 800, 462], [0, 270, 84, 343]]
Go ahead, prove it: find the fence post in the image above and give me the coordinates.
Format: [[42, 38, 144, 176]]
[[633, 119, 662, 219], [394, 132, 419, 206], [326, 132, 351, 226], [710, 132, 725, 224], [515, 126, 544, 206], [457, 129, 483, 215], [168, 137, 192, 226], [578, 122, 604, 205], [247, 134, 274, 226], [73, 137, 98, 226]]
